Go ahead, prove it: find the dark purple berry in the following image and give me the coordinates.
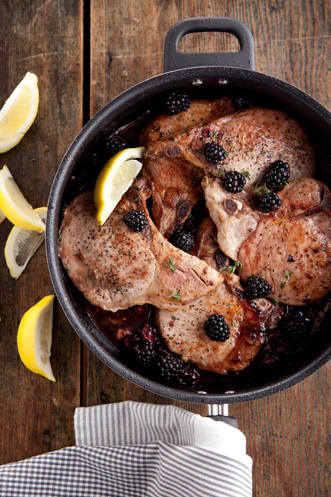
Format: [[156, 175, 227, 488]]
[[233, 97, 252, 110], [203, 141, 227, 164], [263, 160, 290, 192], [163, 91, 191, 116], [104, 136, 126, 158], [123, 322, 161, 367], [282, 309, 313, 338], [258, 192, 282, 213], [155, 348, 199, 385], [123, 210, 148, 232], [222, 171, 246, 193], [245, 275, 272, 299], [204, 314, 230, 342], [171, 231, 194, 252]]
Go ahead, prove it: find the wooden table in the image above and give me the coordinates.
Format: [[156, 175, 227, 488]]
[[0, 1, 330, 495]]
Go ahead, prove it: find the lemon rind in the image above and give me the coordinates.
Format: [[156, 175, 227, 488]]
[[0, 165, 45, 231], [5, 207, 47, 279], [94, 147, 145, 226], [0, 72, 39, 153], [17, 295, 56, 382]]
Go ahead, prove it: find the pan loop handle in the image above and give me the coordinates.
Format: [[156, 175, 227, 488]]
[[164, 17, 255, 72]]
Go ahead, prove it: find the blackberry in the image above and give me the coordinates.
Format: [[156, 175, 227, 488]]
[[282, 309, 313, 338], [163, 91, 191, 116], [104, 136, 126, 158], [258, 192, 282, 213], [155, 349, 199, 385], [123, 322, 160, 367], [203, 141, 227, 164], [204, 314, 230, 342], [245, 275, 272, 299], [263, 160, 290, 192], [123, 210, 148, 232], [233, 97, 251, 110], [222, 171, 246, 193], [171, 231, 194, 252]]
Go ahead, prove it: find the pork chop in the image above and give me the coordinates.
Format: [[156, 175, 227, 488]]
[[144, 107, 315, 193], [203, 176, 331, 305], [140, 97, 235, 146], [59, 178, 223, 312], [140, 98, 236, 238], [156, 273, 283, 374]]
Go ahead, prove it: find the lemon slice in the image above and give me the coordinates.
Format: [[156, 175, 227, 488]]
[[0, 207, 5, 224], [0, 72, 39, 153], [0, 165, 45, 230], [5, 207, 46, 279], [94, 146, 145, 225], [17, 295, 56, 381]]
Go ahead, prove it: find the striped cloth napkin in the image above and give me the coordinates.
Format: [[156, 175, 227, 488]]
[[0, 401, 252, 497]]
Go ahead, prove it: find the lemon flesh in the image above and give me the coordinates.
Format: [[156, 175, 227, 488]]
[[0, 165, 45, 230], [94, 146, 145, 225], [5, 207, 46, 279], [0, 72, 39, 153], [17, 295, 56, 382]]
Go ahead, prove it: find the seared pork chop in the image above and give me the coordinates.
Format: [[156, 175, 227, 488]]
[[59, 179, 223, 312], [156, 273, 283, 374], [140, 97, 235, 146], [144, 107, 315, 192], [204, 176, 331, 305], [142, 156, 203, 238], [141, 98, 236, 238]]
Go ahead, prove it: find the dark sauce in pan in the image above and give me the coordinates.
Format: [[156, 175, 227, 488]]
[[64, 90, 331, 392]]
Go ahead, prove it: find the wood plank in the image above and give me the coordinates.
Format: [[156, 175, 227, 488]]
[[88, 1, 331, 495], [0, 0, 83, 464]]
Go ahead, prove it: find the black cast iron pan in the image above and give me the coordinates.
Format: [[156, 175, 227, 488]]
[[46, 17, 331, 405]]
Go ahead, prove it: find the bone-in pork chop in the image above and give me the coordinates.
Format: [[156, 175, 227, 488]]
[[156, 273, 283, 374], [59, 179, 223, 312], [140, 97, 235, 146], [141, 98, 236, 238], [144, 107, 315, 193], [203, 176, 331, 305]]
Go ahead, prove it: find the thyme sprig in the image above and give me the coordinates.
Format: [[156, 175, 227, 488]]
[[164, 259, 177, 272]]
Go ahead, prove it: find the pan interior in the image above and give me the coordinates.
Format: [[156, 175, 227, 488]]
[[47, 67, 331, 403]]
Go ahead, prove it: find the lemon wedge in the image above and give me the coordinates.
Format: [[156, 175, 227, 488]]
[[0, 72, 39, 153], [94, 146, 145, 225], [0, 207, 5, 224], [17, 295, 56, 381], [0, 165, 45, 230], [5, 207, 46, 279]]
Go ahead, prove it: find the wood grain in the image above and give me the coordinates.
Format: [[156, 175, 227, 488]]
[[89, 1, 331, 496], [0, 0, 330, 495], [0, 0, 83, 464]]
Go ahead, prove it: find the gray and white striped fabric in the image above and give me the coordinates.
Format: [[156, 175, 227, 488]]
[[0, 401, 252, 497]]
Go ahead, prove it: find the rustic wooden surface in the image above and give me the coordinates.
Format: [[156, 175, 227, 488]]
[[0, 1, 330, 495]]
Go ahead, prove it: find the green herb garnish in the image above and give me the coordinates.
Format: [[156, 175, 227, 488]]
[[284, 269, 294, 280], [281, 282, 286, 289], [273, 299, 279, 306], [164, 259, 177, 272], [171, 289, 181, 300], [219, 260, 242, 274], [134, 196, 141, 202], [243, 170, 251, 179]]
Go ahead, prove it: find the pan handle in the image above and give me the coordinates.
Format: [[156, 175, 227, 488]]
[[207, 404, 239, 429], [164, 17, 255, 72]]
